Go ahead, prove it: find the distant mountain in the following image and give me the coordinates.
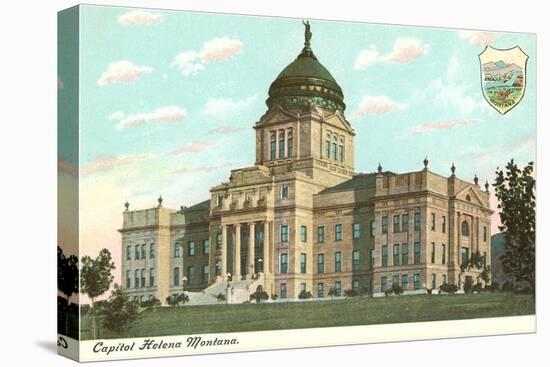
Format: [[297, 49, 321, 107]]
[[495, 60, 507, 68], [482, 60, 523, 77]]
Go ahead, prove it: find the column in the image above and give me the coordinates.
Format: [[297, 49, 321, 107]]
[[247, 222, 255, 278], [234, 224, 241, 280], [263, 221, 270, 274], [221, 224, 227, 281]]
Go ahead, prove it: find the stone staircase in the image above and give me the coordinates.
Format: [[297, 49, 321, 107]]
[[184, 274, 265, 306]]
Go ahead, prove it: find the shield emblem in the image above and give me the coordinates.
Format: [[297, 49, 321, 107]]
[[479, 46, 528, 114]]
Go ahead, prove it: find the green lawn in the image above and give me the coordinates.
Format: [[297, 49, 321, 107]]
[[81, 292, 534, 340]]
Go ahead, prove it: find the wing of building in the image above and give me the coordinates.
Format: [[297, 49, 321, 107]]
[[119, 23, 493, 305]]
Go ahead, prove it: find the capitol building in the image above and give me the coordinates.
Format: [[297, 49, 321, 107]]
[[119, 24, 493, 305]]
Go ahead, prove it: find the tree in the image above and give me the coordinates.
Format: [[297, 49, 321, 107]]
[[250, 290, 269, 303], [81, 249, 115, 339], [102, 285, 138, 333], [460, 251, 491, 287], [494, 160, 535, 293], [298, 290, 313, 300], [439, 283, 458, 294], [327, 288, 337, 298], [57, 246, 79, 335]]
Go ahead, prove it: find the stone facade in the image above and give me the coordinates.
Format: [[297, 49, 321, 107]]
[[119, 27, 492, 304]]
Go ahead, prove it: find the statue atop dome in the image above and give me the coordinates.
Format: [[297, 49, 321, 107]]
[[303, 20, 312, 47]]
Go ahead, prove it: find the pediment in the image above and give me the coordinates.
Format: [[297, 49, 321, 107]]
[[257, 106, 298, 127], [323, 110, 355, 134], [456, 185, 484, 206]]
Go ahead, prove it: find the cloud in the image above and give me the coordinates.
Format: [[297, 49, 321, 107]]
[[97, 61, 153, 86], [353, 95, 405, 118], [171, 37, 243, 76], [171, 141, 216, 155], [172, 160, 241, 175], [354, 38, 430, 70], [118, 10, 165, 25], [458, 30, 499, 47], [406, 119, 477, 136], [207, 126, 247, 135], [81, 154, 151, 176], [108, 111, 125, 120], [462, 133, 536, 160], [203, 95, 257, 117], [115, 106, 187, 130]]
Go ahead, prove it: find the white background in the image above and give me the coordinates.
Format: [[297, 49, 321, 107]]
[[0, 0, 547, 365]]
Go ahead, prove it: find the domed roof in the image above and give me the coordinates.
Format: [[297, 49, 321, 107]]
[[266, 22, 346, 113]]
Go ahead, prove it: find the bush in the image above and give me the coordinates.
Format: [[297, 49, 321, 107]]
[[102, 288, 138, 333], [472, 283, 484, 293], [298, 290, 313, 299], [216, 293, 226, 302], [384, 288, 393, 296], [250, 290, 269, 303], [165, 293, 189, 306], [344, 289, 358, 298], [391, 284, 404, 295], [270, 294, 278, 301], [463, 277, 474, 293], [439, 283, 458, 294], [140, 297, 161, 309], [327, 288, 337, 298]]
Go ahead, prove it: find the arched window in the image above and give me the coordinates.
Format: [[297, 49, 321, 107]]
[[461, 221, 469, 236], [465, 194, 471, 202]]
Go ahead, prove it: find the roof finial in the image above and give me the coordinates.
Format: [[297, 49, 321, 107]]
[[474, 174, 479, 185], [124, 201, 129, 211], [423, 156, 429, 169], [157, 195, 163, 207], [485, 180, 490, 192], [451, 162, 456, 176], [377, 162, 383, 173]]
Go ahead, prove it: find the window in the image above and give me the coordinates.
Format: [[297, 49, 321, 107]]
[[187, 266, 195, 283], [332, 140, 337, 160], [317, 254, 325, 273], [352, 280, 359, 292], [370, 249, 375, 268], [393, 244, 400, 266], [382, 245, 388, 267], [370, 220, 376, 238], [216, 232, 222, 249], [442, 216, 446, 233], [174, 267, 180, 286], [402, 243, 409, 265], [483, 226, 488, 241], [335, 224, 342, 241], [353, 223, 360, 239], [461, 221, 469, 236], [135, 245, 140, 260], [278, 130, 285, 159], [414, 212, 421, 231], [300, 253, 307, 274], [393, 215, 400, 233], [413, 273, 420, 289], [203, 239, 209, 255], [300, 225, 307, 242], [126, 246, 131, 261], [381, 276, 387, 292], [335, 281, 342, 297], [317, 283, 324, 298], [280, 225, 289, 242], [174, 243, 181, 258], [414, 242, 421, 264], [317, 226, 325, 243], [381, 216, 388, 234], [270, 132, 276, 160], [280, 283, 287, 299], [216, 194, 223, 208], [430, 242, 435, 264], [203, 265, 209, 282], [353, 250, 360, 271], [126, 270, 131, 288], [188, 241, 196, 256], [461, 247, 469, 266], [300, 283, 306, 293], [442, 244, 446, 264], [287, 128, 293, 157], [215, 260, 221, 276], [442, 274, 447, 285], [149, 268, 155, 287], [325, 133, 331, 159], [431, 213, 436, 231], [338, 143, 344, 162], [431, 273, 436, 289], [280, 253, 288, 273], [402, 274, 408, 290], [392, 275, 399, 286], [402, 213, 409, 232], [141, 269, 146, 288], [280, 185, 289, 200], [150, 243, 155, 259], [141, 244, 146, 259], [134, 270, 139, 289], [335, 252, 342, 272]]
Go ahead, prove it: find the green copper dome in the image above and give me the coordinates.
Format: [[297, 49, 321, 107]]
[[266, 22, 346, 113]]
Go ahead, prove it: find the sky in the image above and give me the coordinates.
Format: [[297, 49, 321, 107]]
[[58, 5, 536, 289]]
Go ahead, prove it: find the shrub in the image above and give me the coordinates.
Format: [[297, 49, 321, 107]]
[[270, 294, 278, 301], [343, 289, 358, 298], [102, 288, 138, 333], [165, 293, 189, 306], [216, 293, 226, 302], [463, 277, 474, 293], [472, 283, 484, 293], [439, 283, 458, 294], [384, 288, 393, 296], [391, 284, 404, 295], [327, 288, 337, 298], [250, 290, 269, 303], [298, 290, 313, 299], [140, 297, 161, 309], [502, 281, 515, 293]]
